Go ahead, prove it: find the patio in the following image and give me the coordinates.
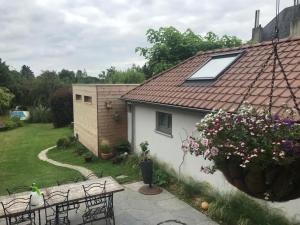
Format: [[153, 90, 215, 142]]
[[0, 180, 217, 225]]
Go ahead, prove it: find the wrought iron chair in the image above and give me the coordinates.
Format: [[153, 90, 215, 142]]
[[42, 190, 70, 225], [6, 186, 31, 196], [82, 181, 115, 225], [1, 195, 35, 225]]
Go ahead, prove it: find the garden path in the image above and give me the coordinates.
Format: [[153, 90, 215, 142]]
[[38, 146, 96, 178]]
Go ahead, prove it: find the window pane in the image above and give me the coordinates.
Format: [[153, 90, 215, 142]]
[[84, 96, 92, 103], [188, 53, 240, 80], [156, 112, 172, 135]]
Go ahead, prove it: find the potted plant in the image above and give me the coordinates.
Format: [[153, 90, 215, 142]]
[[99, 139, 113, 160], [139, 141, 153, 187], [83, 152, 93, 163], [30, 183, 42, 206], [184, 103, 300, 201]]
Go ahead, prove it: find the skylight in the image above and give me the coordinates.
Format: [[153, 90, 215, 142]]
[[188, 52, 242, 80]]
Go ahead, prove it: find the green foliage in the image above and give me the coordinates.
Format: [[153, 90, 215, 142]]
[[153, 169, 170, 187], [0, 87, 14, 114], [113, 139, 131, 154], [0, 117, 24, 132], [29, 105, 52, 123], [58, 69, 75, 83], [99, 139, 111, 153], [74, 143, 88, 155], [136, 27, 243, 77], [56, 137, 71, 149], [20, 65, 34, 79], [50, 88, 73, 128], [99, 65, 145, 84]]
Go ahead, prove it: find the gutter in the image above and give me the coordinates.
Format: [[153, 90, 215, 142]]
[[123, 99, 212, 114]]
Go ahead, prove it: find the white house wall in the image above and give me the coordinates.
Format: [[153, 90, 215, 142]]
[[129, 103, 300, 220]]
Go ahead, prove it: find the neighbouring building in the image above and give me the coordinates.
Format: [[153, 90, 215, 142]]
[[72, 84, 138, 156], [122, 37, 300, 219], [252, 3, 300, 42]]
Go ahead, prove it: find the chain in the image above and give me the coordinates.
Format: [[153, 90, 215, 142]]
[[236, 49, 274, 110]]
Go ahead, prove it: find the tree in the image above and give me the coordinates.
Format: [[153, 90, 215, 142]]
[[99, 65, 145, 84], [0, 87, 14, 114], [0, 59, 12, 87], [136, 27, 243, 78], [50, 88, 73, 128], [20, 65, 34, 79], [58, 69, 75, 83], [32, 71, 63, 107]]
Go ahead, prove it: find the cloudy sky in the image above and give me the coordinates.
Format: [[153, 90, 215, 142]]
[[0, 0, 292, 76]]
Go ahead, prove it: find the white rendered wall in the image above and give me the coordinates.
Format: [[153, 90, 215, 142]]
[[129, 103, 300, 220]]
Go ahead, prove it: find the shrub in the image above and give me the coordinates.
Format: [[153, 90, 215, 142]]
[[113, 139, 131, 154], [56, 137, 71, 149], [50, 88, 73, 128], [75, 143, 88, 155], [99, 139, 111, 153], [0, 117, 24, 132], [29, 105, 52, 123]]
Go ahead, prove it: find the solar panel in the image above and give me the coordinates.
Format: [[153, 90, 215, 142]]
[[188, 53, 241, 80]]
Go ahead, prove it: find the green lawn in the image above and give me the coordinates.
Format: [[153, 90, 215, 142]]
[[0, 123, 81, 195], [47, 147, 140, 184]]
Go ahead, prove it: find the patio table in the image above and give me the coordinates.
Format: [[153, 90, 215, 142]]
[[0, 176, 124, 225]]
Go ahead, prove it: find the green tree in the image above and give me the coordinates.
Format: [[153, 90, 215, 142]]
[[136, 27, 243, 77], [0, 87, 14, 114], [32, 71, 63, 107], [58, 69, 75, 83], [99, 65, 145, 84], [0, 59, 12, 87], [20, 65, 34, 79]]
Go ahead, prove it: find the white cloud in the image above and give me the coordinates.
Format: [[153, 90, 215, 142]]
[[0, 0, 293, 76]]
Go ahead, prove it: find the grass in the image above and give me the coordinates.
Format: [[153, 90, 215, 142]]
[[155, 163, 300, 225], [47, 145, 140, 184], [0, 123, 81, 195]]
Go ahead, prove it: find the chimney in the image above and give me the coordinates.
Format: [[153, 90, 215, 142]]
[[290, 4, 300, 37], [252, 10, 263, 42]]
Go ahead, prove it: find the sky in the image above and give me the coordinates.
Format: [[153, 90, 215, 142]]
[[0, 0, 292, 77]]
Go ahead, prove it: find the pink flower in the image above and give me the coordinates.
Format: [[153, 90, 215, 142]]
[[210, 147, 219, 156], [204, 149, 211, 159], [201, 138, 209, 147]]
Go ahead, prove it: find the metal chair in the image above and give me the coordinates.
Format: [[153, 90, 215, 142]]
[[6, 186, 31, 196], [82, 182, 115, 225], [42, 190, 70, 225], [1, 195, 35, 225]]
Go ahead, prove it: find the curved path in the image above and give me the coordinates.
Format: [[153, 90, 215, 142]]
[[38, 146, 96, 179]]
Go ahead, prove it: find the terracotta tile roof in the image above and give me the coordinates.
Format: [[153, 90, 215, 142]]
[[122, 37, 300, 115]]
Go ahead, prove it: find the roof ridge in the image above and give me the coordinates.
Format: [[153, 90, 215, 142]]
[[195, 36, 300, 56]]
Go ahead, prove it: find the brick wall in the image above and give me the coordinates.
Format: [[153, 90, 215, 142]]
[[96, 85, 138, 153], [73, 84, 138, 157]]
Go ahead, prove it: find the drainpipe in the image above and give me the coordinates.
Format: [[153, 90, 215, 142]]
[[131, 103, 136, 152]]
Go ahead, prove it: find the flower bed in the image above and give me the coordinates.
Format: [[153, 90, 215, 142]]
[[185, 104, 300, 201]]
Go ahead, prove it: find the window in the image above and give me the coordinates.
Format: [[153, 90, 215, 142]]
[[156, 112, 172, 135], [188, 52, 242, 80], [75, 94, 82, 101], [84, 96, 92, 103]]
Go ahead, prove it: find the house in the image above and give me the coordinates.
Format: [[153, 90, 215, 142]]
[[121, 37, 300, 218], [252, 3, 300, 42], [72, 84, 138, 156]]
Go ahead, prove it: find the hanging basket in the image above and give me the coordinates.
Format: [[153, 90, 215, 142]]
[[219, 157, 300, 201]]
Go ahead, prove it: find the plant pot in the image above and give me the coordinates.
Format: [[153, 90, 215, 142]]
[[140, 159, 153, 185], [84, 156, 93, 162], [100, 152, 113, 160]]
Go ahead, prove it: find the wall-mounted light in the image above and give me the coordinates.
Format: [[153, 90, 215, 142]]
[[105, 101, 112, 109]]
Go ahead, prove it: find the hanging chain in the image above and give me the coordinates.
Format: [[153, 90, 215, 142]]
[[238, 0, 300, 117]]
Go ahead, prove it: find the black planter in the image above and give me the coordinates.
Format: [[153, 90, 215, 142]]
[[140, 160, 153, 186]]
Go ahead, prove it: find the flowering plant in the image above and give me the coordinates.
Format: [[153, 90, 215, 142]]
[[185, 103, 300, 173]]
